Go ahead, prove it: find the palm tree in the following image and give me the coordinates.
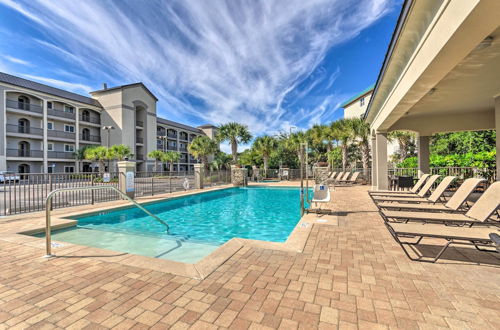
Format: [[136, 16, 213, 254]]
[[253, 136, 277, 176], [210, 151, 232, 171], [216, 122, 252, 163], [108, 144, 133, 161], [188, 136, 218, 169], [73, 146, 90, 172], [148, 150, 165, 172], [162, 151, 181, 173], [388, 131, 416, 162], [84, 146, 109, 173], [350, 117, 371, 175], [330, 119, 355, 171]]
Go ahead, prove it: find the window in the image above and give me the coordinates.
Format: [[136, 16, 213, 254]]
[[64, 144, 75, 152], [47, 122, 54, 130], [64, 105, 74, 113], [64, 166, 75, 173], [64, 124, 75, 133], [47, 102, 53, 109], [47, 143, 54, 151], [360, 97, 365, 106], [47, 167, 54, 174]]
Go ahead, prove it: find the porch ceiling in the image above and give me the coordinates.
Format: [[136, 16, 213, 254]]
[[389, 26, 500, 135]]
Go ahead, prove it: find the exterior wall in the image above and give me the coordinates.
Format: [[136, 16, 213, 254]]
[[343, 93, 372, 119]]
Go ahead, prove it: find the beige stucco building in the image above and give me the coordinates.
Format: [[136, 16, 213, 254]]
[[0, 72, 215, 173], [342, 85, 374, 120], [366, 0, 500, 189]]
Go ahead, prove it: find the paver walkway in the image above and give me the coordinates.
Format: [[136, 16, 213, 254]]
[[0, 185, 499, 329]]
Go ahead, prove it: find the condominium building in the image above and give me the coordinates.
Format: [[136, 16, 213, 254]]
[[0, 72, 216, 174]]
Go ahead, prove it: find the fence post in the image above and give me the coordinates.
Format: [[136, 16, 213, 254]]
[[48, 174, 53, 210], [231, 165, 248, 186], [117, 161, 136, 199], [91, 174, 95, 205], [151, 176, 155, 196]]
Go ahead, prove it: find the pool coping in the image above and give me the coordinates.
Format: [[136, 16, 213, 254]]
[[0, 181, 337, 279]]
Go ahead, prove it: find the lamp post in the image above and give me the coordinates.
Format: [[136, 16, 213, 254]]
[[102, 126, 114, 171]]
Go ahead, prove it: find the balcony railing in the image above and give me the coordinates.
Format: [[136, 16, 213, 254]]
[[48, 151, 74, 159], [136, 154, 144, 160], [80, 115, 101, 124], [80, 134, 101, 142], [179, 147, 187, 152], [179, 134, 188, 141], [48, 108, 76, 119], [7, 149, 43, 158], [6, 124, 43, 135], [6, 99, 43, 114], [167, 145, 177, 151], [136, 137, 144, 144], [167, 132, 177, 138], [136, 120, 144, 127], [48, 130, 76, 140]]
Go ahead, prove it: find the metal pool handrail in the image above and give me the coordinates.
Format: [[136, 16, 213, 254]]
[[44, 186, 169, 257]]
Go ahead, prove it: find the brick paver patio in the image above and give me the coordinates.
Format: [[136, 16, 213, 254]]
[[0, 185, 499, 329]]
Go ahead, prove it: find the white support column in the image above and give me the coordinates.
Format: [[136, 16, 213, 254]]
[[75, 107, 80, 172], [417, 135, 430, 178], [375, 132, 388, 190], [371, 136, 377, 189], [42, 99, 48, 173], [495, 96, 500, 181]]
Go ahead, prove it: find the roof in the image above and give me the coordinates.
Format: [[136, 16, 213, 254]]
[[0, 72, 101, 107], [197, 124, 218, 129], [157, 117, 204, 134], [91, 83, 158, 101], [340, 84, 375, 108], [364, 0, 413, 120]]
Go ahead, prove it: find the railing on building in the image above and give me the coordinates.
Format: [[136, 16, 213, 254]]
[[47, 151, 75, 159], [80, 134, 101, 142], [6, 149, 43, 158], [6, 99, 43, 113], [47, 108, 76, 119], [136, 120, 144, 127], [136, 154, 144, 160], [167, 133, 177, 138], [6, 124, 43, 135], [48, 130, 76, 139], [136, 137, 144, 144], [80, 115, 101, 124]]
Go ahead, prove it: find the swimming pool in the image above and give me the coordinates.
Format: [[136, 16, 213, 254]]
[[35, 187, 309, 263]]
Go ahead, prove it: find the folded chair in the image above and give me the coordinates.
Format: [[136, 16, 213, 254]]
[[372, 176, 454, 205], [326, 172, 344, 185], [369, 174, 430, 196], [385, 221, 499, 262], [380, 181, 500, 227], [377, 178, 484, 212], [371, 175, 440, 201]]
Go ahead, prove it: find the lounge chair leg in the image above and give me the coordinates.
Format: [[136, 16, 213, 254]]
[[432, 241, 453, 263]]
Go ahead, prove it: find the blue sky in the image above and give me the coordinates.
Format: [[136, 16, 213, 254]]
[[0, 0, 401, 146]]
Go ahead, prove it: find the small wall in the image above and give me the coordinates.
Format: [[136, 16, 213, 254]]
[[314, 167, 329, 184], [231, 166, 248, 186]]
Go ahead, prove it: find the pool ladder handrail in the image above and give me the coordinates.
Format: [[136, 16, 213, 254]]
[[44, 186, 169, 258]]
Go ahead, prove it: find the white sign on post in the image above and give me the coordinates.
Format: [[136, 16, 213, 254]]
[[103, 172, 111, 183], [125, 171, 135, 192]]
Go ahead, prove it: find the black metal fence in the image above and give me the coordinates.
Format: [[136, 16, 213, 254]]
[[134, 171, 196, 197], [205, 170, 231, 186]]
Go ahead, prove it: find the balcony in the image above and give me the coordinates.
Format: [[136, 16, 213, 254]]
[[167, 145, 177, 151], [48, 130, 76, 140], [7, 149, 43, 158], [6, 124, 43, 136], [80, 114, 101, 125], [48, 151, 74, 159], [179, 134, 188, 141], [48, 108, 76, 120], [136, 120, 144, 127], [167, 132, 177, 139], [6, 99, 43, 114], [136, 154, 144, 160], [136, 137, 144, 144], [80, 134, 101, 143], [179, 147, 187, 152]]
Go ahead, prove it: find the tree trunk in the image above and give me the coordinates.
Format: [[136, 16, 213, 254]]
[[170, 161, 174, 173], [263, 156, 268, 177], [231, 139, 238, 163], [154, 160, 158, 173], [99, 160, 105, 173], [342, 146, 348, 171], [361, 142, 370, 179]]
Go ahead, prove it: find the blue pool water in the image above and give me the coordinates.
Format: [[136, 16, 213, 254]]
[[36, 187, 310, 263]]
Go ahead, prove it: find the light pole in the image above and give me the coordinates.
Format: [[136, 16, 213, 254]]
[[102, 126, 114, 171]]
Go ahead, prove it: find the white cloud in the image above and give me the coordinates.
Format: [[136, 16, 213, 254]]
[[3, 55, 30, 66], [1, 0, 393, 134], [21, 74, 93, 94]]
